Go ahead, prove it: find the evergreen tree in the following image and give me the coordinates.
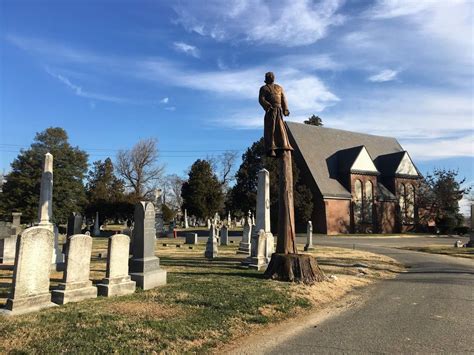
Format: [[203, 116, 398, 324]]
[[0, 127, 88, 224], [304, 115, 323, 126], [227, 138, 313, 232], [181, 159, 224, 219], [418, 169, 471, 233], [85, 158, 130, 223]]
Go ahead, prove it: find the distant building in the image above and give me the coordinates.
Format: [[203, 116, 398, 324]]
[[287, 122, 421, 235]]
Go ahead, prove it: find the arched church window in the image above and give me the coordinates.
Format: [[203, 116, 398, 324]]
[[354, 179, 363, 224], [398, 183, 406, 223], [406, 184, 415, 222], [364, 181, 373, 223]]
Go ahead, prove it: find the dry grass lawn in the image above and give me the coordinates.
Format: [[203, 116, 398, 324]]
[[400, 245, 474, 259], [0, 237, 403, 353]]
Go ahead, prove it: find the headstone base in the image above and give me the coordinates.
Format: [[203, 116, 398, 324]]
[[130, 269, 167, 290], [1, 293, 57, 316], [97, 276, 136, 297], [204, 249, 218, 259], [237, 242, 251, 255], [247, 257, 268, 271], [51, 281, 97, 305]]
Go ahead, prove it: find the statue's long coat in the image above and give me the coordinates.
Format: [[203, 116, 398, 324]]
[[259, 83, 293, 157]]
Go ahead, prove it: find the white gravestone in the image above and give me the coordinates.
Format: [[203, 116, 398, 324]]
[[1, 227, 56, 315], [245, 169, 274, 269], [97, 234, 136, 297], [184, 209, 189, 229], [304, 221, 315, 251], [205, 224, 218, 259], [220, 226, 229, 246], [38, 153, 53, 226], [129, 202, 167, 290], [237, 211, 253, 255], [37, 153, 64, 268], [52, 234, 97, 304], [215, 225, 221, 245]]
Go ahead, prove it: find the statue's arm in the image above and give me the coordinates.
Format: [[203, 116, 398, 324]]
[[259, 87, 272, 112], [281, 87, 290, 116]]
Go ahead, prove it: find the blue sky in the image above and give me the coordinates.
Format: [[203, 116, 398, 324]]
[[1, 0, 473, 211]]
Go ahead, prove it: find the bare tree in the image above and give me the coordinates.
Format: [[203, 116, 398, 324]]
[[163, 174, 185, 210], [116, 138, 164, 200], [219, 151, 238, 187]]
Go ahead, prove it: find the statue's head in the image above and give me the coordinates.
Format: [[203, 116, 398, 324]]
[[264, 72, 275, 84]]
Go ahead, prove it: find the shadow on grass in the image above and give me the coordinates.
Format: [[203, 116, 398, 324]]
[[176, 270, 266, 280], [160, 256, 245, 267]]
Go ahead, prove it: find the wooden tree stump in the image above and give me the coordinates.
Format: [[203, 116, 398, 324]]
[[264, 253, 326, 284], [264, 149, 325, 284]]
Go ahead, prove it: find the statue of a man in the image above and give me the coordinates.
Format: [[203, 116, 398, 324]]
[[259, 72, 293, 157]]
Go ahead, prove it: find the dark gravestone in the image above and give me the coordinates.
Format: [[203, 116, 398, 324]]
[[63, 212, 82, 254], [129, 202, 166, 290], [67, 213, 82, 237]]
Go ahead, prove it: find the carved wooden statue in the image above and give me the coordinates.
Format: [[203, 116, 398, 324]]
[[259, 72, 324, 284]]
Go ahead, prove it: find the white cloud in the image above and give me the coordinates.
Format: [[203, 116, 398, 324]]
[[365, 0, 473, 68], [276, 53, 344, 71], [173, 0, 345, 46], [139, 60, 339, 113], [159, 97, 169, 104], [6, 34, 106, 64], [401, 135, 473, 161], [173, 42, 200, 58], [327, 87, 473, 160], [45, 68, 133, 104], [368, 69, 398, 82], [365, 0, 439, 19]]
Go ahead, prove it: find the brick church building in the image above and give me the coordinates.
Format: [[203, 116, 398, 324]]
[[287, 122, 421, 235]]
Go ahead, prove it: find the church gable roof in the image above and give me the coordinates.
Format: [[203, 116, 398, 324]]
[[375, 151, 419, 177], [396, 152, 419, 177], [287, 122, 406, 198]]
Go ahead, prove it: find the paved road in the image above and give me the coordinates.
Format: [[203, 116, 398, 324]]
[[267, 236, 474, 354]]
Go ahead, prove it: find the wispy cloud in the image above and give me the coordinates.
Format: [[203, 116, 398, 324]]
[[173, 0, 345, 46], [45, 68, 133, 104], [402, 135, 473, 161], [6, 34, 104, 64], [139, 60, 339, 113], [173, 42, 200, 58], [159, 97, 169, 104], [365, 0, 438, 19], [368, 69, 398, 82]]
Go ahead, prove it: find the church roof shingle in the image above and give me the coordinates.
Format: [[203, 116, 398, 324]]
[[287, 122, 407, 198]]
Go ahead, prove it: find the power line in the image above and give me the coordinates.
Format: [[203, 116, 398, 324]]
[[0, 144, 245, 154]]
